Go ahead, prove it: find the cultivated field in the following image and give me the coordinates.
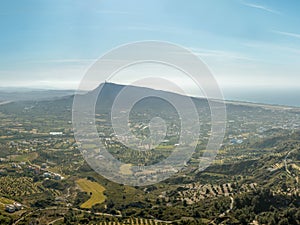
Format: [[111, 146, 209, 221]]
[[76, 178, 106, 208]]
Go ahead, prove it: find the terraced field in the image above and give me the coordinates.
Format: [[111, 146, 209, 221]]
[[97, 218, 170, 225], [0, 176, 44, 196], [177, 182, 257, 204]]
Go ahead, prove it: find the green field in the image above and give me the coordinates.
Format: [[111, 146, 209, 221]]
[[76, 178, 106, 209], [10, 152, 38, 162]]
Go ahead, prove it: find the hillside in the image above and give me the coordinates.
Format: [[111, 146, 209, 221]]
[[0, 83, 298, 224]]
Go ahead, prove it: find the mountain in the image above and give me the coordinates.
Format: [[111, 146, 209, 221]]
[[0, 82, 299, 224]]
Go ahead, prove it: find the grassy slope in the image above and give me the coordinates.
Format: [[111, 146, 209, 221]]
[[76, 178, 106, 209]]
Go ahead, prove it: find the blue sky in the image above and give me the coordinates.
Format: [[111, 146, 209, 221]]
[[0, 0, 300, 93]]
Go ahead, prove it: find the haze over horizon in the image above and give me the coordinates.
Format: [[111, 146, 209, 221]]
[[0, 81, 299, 108], [0, 0, 299, 106]]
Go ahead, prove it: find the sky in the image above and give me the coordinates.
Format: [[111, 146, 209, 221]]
[[0, 0, 300, 104]]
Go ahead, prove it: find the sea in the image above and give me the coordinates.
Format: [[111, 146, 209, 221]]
[[223, 87, 300, 107]]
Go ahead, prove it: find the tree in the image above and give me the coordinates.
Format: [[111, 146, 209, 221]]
[[278, 218, 289, 225]]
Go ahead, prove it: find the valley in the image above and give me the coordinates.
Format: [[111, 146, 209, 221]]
[[0, 84, 298, 224]]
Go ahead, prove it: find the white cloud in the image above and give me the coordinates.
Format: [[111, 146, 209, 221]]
[[191, 48, 255, 61], [243, 40, 300, 55], [272, 30, 300, 39], [241, 1, 281, 15]]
